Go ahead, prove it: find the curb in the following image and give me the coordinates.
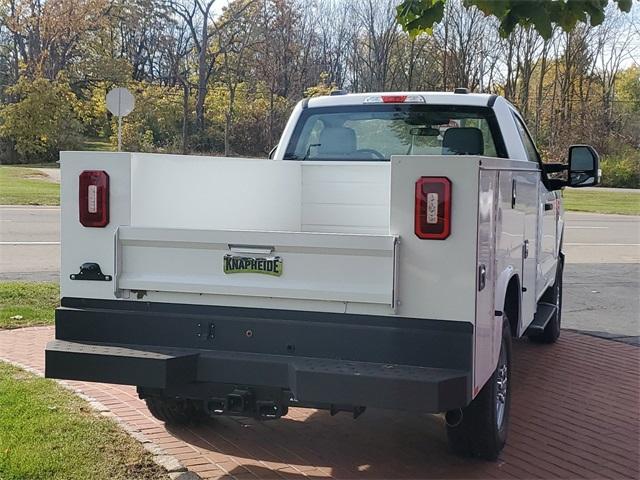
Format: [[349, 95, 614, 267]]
[[568, 329, 640, 347], [0, 357, 201, 480]]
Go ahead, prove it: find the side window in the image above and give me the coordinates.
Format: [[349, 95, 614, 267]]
[[511, 112, 540, 163]]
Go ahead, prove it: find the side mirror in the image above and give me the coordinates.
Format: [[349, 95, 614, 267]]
[[568, 145, 600, 188]]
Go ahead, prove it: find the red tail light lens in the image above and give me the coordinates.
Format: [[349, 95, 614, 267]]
[[382, 95, 407, 103], [415, 177, 451, 240], [79, 170, 109, 227]]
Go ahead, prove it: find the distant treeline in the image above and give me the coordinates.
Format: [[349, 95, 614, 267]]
[[0, 0, 638, 186]]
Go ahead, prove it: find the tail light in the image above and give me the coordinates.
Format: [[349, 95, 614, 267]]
[[364, 94, 426, 104], [415, 177, 451, 240], [79, 170, 109, 227]]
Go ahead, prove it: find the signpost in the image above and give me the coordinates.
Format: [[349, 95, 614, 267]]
[[106, 87, 135, 151]]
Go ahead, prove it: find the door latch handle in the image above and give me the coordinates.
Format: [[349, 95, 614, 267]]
[[478, 264, 487, 291], [511, 180, 517, 208], [229, 244, 274, 255], [523, 240, 529, 259], [544, 202, 554, 211]]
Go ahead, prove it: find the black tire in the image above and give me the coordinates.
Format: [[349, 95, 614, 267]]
[[446, 315, 512, 460], [530, 256, 563, 344], [144, 396, 207, 425]]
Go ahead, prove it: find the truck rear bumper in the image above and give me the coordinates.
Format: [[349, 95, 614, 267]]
[[46, 298, 473, 413]]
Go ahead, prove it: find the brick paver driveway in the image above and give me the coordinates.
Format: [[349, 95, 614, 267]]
[[1, 327, 638, 480]]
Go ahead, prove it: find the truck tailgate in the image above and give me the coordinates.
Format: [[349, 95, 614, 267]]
[[116, 227, 398, 306]]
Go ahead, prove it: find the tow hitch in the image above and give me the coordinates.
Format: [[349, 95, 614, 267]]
[[205, 388, 289, 420]]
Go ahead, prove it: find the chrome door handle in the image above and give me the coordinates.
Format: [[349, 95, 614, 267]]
[[478, 264, 487, 291]]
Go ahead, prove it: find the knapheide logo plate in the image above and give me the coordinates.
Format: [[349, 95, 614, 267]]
[[223, 255, 283, 276]]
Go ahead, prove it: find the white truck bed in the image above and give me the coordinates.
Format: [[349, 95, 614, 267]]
[[60, 152, 483, 322]]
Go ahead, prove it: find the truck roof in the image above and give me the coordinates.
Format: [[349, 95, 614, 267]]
[[306, 92, 498, 109]]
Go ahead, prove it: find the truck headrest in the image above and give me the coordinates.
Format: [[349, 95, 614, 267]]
[[318, 127, 357, 155], [442, 127, 484, 155]]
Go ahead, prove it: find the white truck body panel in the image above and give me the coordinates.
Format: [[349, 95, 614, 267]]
[[117, 227, 398, 306], [301, 163, 390, 234], [130, 155, 301, 231], [390, 156, 479, 322]]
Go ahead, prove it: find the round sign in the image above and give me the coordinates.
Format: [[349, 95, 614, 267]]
[[106, 87, 135, 117]]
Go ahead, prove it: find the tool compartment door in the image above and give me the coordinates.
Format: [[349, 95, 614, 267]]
[[115, 227, 398, 306]]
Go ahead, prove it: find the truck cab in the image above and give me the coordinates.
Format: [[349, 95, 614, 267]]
[[45, 91, 599, 460]]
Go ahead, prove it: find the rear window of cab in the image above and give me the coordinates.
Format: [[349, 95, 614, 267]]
[[284, 105, 507, 161]]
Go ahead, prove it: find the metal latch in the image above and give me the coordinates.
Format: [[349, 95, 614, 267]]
[[523, 240, 529, 259], [70, 262, 112, 281]]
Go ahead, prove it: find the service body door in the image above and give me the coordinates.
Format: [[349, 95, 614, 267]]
[[474, 168, 498, 395], [493, 160, 539, 336], [513, 172, 539, 332], [538, 183, 558, 296]]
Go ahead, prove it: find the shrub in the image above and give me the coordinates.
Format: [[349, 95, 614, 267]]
[[599, 148, 640, 189], [0, 77, 83, 163], [109, 83, 185, 153]]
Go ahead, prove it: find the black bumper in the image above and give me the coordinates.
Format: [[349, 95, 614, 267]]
[[46, 298, 473, 413]]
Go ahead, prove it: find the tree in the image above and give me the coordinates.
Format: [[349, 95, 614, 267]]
[[168, 0, 218, 134], [0, 77, 83, 160], [216, 0, 259, 156], [2, 0, 112, 79], [352, 0, 400, 91], [396, 0, 634, 40]]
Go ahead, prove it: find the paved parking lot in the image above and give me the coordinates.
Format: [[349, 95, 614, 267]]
[[0, 326, 637, 480]]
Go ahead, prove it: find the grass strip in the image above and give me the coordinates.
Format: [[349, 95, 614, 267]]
[[0, 282, 58, 329], [0, 362, 166, 480]]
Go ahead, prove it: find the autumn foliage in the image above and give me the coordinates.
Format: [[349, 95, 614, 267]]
[[0, 0, 638, 188]]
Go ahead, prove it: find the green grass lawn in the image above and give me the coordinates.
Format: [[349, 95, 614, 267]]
[[0, 362, 166, 480], [82, 138, 113, 151], [0, 282, 58, 329], [0, 166, 59, 205], [563, 188, 640, 215]]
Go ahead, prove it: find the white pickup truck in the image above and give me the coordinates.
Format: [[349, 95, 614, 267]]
[[46, 90, 599, 460]]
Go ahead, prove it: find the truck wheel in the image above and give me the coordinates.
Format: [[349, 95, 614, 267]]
[[446, 316, 511, 460], [530, 257, 563, 344], [144, 397, 207, 424]]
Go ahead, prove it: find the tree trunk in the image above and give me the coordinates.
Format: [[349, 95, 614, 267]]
[[224, 87, 235, 157], [442, 15, 448, 90], [534, 45, 548, 140], [181, 79, 189, 154], [196, 18, 208, 133]]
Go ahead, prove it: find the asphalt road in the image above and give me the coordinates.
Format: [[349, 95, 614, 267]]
[[0, 206, 59, 282], [1, 206, 638, 337], [561, 212, 639, 340]]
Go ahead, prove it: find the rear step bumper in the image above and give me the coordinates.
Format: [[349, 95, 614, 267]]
[[45, 297, 473, 413], [46, 339, 469, 412]]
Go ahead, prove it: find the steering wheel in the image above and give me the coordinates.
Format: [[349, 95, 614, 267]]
[[354, 148, 385, 160]]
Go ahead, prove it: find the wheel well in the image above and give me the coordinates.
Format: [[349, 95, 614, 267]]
[[504, 276, 520, 337]]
